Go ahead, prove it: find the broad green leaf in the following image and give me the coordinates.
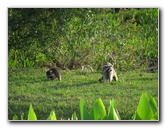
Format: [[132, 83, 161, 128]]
[[151, 111, 158, 120], [144, 92, 152, 101], [142, 92, 158, 115], [80, 99, 91, 120], [134, 93, 153, 120], [90, 98, 106, 120], [149, 97, 158, 120], [12, 114, 18, 120], [47, 110, 57, 120], [107, 100, 120, 120], [71, 111, 78, 120], [134, 93, 158, 120], [149, 97, 158, 114], [28, 104, 37, 120]]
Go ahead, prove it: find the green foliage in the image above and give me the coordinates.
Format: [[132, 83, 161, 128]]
[[71, 112, 78, 120], [107, 100, 120, 120], [47, 110, 57, 120], [11, 93, 158, 120], [80, 98, 120, 120], [89, 98, 107, 120], [80, 99, 91, 120], [12, 114, 18, 120], [28, 104, 37, 120], [8, 8, 158, 71], [133, 92, 158, 120]]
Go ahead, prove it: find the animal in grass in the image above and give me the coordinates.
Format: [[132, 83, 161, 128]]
[[99, 62, 118, 82], [46, 67, 62, 81]]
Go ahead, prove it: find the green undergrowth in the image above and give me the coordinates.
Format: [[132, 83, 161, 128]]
[[12, 92, 158, 120]]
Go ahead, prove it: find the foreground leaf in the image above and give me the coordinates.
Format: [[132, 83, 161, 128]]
[[47, 110, 57, 120], [21, 113, 24, 120], [90, 98, 106, 120], [71, 111, 78, 120], [12, 114, 18, 120], [80, 99, 91, 120], [149, 97, 158, 115], [28, 104, 37, 120], [134, 93, 158, 120], [107, 99, 120, 120]]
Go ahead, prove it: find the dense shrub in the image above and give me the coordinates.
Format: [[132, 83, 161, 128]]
[[8, 8, 158, 71]]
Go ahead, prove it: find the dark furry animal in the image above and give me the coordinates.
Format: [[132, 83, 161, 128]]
[[46, 67, 62, 81]]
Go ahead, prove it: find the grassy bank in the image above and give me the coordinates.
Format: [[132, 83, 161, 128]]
[[8, 68, 158, 120]]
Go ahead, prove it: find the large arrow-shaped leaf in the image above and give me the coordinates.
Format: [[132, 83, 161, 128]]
[[90, 98, 106, 120]]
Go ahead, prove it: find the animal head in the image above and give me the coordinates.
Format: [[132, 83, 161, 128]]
[[46, 70, 55, 79], [103, 62, 113, 73]]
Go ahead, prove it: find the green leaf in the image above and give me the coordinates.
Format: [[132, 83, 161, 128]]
[[21, 113, 24, 120], [149, 97, 158, 114], [12, 114, 18, 120], [47, 110, 57, 120], [143, 92, 151, 100], [152, 111, 158, 120], [79, 99, 91, 120], [107, 100, 120, 120], [28, 104, 37, 120], [134, 93, 153, 120], [90, 98, 106, 120], [71, 111, 78, 120]]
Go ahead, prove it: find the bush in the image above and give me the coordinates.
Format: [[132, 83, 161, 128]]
[[8, 8, 158, 71]]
